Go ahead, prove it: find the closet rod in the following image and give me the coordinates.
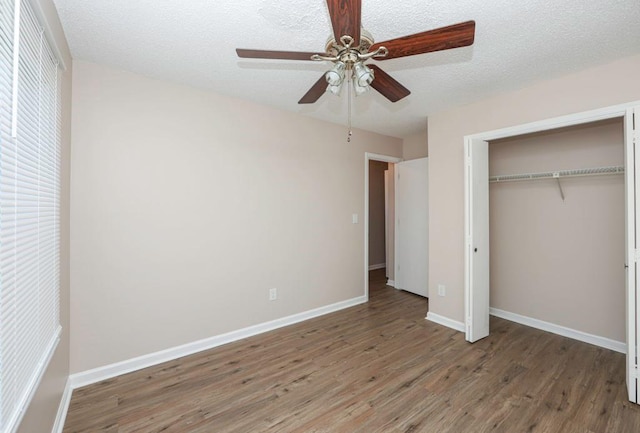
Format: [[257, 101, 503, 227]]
[[489, 165, 624, 183]]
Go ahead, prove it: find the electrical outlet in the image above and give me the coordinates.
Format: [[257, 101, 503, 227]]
[[269, 288, 277, 301], [437, 284, 446, 297]]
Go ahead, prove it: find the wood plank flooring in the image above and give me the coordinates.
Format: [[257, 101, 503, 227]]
[[64, 270, 640, 432]]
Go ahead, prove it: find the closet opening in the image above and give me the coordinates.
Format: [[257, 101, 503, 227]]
[[488, 118, 625, 352], [464, 102, 640, 404]]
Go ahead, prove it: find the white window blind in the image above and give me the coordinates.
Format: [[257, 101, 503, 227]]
[[0, 0, 61, 431]]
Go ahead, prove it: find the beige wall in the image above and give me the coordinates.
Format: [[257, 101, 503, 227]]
[[369, 160, 387, 267], [70, 60, 402, 373], [402, 122, 428, 160], [489, 119, 624, 341], [428, 53, 640, 324], [17, 1, 72, 432]]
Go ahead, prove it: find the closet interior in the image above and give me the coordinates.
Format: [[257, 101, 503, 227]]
[[488, 118, 625, 345]]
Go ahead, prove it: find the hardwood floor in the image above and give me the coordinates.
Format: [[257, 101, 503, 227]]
[[64, 270, 640, 432]]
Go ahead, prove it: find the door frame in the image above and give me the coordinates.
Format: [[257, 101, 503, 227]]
[[365, 152, 402, 300], [464, 100, 640, 403]]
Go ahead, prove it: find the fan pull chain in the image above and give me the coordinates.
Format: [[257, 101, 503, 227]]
[[347, 71, 352, 143]]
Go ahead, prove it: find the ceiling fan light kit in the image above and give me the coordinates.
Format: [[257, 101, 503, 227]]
[[326, 61, 347, 86], [236, 0, 475, 137], [307, 33, 387, 97], [353, 61, 374, 88]]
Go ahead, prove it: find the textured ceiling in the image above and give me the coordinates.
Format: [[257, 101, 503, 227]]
[[53, 0, 640, 138]]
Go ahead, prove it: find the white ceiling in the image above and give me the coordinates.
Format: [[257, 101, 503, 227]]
[[52, 0, 640, 138]]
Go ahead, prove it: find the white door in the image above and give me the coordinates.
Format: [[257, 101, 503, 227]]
[[625, 107, 639, 404], [465, 139, 490, 342], [395, 158, 428, 297]]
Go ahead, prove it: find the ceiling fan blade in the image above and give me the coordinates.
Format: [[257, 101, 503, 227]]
[[371, 20, 475, 60], [326, 0, 362, 46], [236, 48, 319, 61], [298, 74, 328, 104], [368, 65, 410, 102]]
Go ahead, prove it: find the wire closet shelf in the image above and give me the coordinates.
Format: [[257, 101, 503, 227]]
[[489, 165, 625, 183]]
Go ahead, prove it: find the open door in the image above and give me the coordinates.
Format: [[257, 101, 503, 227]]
[[395, 158, 428, 297], [465, 139, 490, 342], [625, 107, 639, 404]]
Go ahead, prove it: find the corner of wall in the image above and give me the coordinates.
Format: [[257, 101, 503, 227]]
[[402, 121, 428, 160]]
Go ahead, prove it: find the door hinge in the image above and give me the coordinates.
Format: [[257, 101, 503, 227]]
[[632, 365, 639, 381]]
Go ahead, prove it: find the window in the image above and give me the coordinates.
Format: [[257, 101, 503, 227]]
[[0, 0, 62, 431]]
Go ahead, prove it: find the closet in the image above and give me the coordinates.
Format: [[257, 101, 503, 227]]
[[488, 118, 625, 345]]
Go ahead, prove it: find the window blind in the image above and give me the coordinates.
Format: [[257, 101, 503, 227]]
[[0, 0, 61, 431]]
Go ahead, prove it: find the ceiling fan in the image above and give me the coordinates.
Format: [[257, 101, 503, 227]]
[[236, 0, 475, 104]]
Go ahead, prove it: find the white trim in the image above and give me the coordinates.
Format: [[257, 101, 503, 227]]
[[490, 308, 626, 354], [69, 295, 367, 389], [365, 152, 403, 163], [425, 312, 465, 333], [6, 328, 61, 433], [466, 100, 640, 142], [464, 140, 471, 340], [368, 263, 386, 271], [364, 152, 402, 301], [387, 279, 396, 288], [624, 106, 638, 403], [51, 379, 72, 433]]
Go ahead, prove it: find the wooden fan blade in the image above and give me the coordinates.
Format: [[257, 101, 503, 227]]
[[299, 74, 328, 104], [326, 0, 361, 46], [368, 65, 410, 102], [371, 20, 475, 60], [236, 48, 319, 61]]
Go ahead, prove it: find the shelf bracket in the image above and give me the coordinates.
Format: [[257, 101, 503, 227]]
[[553, 172, 565, 201]]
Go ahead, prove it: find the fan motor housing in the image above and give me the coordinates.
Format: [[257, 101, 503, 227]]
[[325, 28, 374, 55]]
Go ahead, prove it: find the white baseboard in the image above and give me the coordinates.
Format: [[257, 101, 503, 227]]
[[387, 279, 396, 288], [368, 263, 386, 271], [425, 312, 465, 333], [490, 308, 626, 354], [69, 295, 367, 389], [51, 379, 72, 433]]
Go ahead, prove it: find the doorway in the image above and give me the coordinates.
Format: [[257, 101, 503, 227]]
[[365, 153, 401, 300], [464, 102, 640, 404], [364, 153, 430, 302], [368, 159, 391, 276]]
